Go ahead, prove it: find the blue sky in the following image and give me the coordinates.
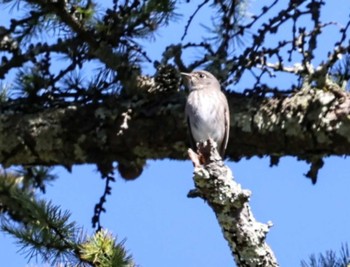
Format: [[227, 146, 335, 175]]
[[2, 157, 350, 266], [1, 1, 350, 266]]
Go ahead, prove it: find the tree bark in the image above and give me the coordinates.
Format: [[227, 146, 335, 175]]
[[188, 139, 279, 267], [0, 79, 349, 175]]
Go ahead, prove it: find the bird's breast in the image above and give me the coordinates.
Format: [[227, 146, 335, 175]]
[[186, 89, 226, 144]]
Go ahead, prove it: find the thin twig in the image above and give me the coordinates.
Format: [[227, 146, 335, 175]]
[[181, 0, 209, 41]]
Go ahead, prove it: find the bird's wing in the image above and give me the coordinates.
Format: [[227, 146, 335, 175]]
[[219, 98, 230, 158], [187, 116, 197, 152]]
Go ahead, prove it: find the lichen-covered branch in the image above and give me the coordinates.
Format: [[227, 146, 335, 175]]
[[0, 77, 349, 180], [188, 139, 278, 267]]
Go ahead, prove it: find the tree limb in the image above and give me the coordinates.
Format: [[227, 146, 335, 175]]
[[0, 77, 350, 179], [188, 139, 278, 267]]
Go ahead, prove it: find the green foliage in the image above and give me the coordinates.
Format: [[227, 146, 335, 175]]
[[0, 170, 36, 224], [0, 0, 181, 102], [80, 230, 134, 267], [17, 166, 57, 193], [0, 170, 134, 266], [301, 244, 350, 267], [0, 171, 79, 264]]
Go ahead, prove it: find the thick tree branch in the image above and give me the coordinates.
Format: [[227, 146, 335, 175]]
[[188, 139, 278, 266], [0, 78, 350, 177]]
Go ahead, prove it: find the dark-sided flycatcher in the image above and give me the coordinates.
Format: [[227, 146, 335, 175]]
[[181, 70, 230, 157]]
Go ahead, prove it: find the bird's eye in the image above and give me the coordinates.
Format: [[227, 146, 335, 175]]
[[198, 73, 205, 78]]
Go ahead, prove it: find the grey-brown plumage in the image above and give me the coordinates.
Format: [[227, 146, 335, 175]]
[[181, 70, 230, 157]]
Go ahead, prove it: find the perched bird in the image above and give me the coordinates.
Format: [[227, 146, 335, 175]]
[[181, 70, 230, 157]]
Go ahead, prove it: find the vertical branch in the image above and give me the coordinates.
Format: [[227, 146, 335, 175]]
[[188, 139, 278, 267]]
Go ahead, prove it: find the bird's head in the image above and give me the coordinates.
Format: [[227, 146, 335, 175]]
[[181, 70, 221, 91]]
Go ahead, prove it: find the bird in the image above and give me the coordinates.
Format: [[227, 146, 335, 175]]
[[181, 70, 230, 158]]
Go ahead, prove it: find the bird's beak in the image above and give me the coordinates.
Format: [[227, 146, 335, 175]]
[[180, 72, 192, 90], [180, 72, 192, 84], [180, 72, 191, 77]]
